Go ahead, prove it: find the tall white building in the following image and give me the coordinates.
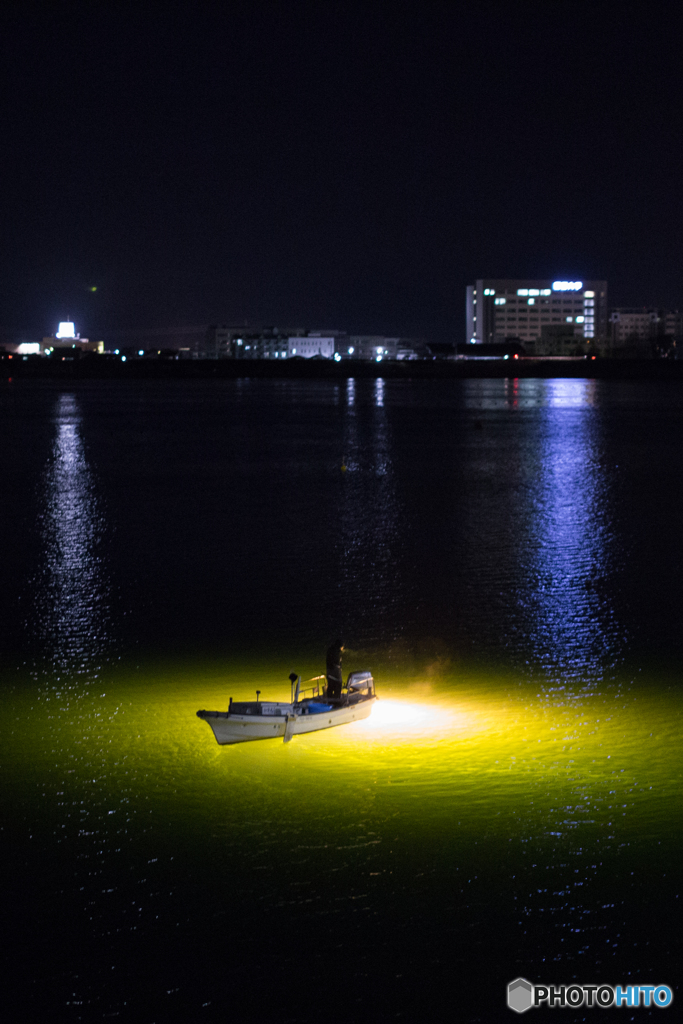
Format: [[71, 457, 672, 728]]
[[466, 279, 608, 355]]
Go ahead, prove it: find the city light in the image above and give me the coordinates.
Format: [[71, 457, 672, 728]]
[[552, 281, 583, 291], [56, 321, 76, 339]]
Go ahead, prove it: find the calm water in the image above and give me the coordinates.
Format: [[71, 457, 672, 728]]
[[1, 378, 682, 1022]]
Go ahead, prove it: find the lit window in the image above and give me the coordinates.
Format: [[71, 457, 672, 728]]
[[576, 316, 585, 323], [584, 290, 595, 298], [483, 288, 496, 295], [566, 317, 573, 323], [517, 289, 529, 296], [528, 298, 535, 305], [585, 330, 594, 338], [494, 297, 506, 305], [529, 289, 540, 296], [541, 289, 551, 296]]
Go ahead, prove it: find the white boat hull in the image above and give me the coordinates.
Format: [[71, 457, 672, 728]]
[[198, 697, 376, 745]]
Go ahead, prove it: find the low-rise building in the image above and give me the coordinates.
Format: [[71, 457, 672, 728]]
[[609, 309, 658, 347], [609, 308, 683, 355], [288, 336, 335, 359]]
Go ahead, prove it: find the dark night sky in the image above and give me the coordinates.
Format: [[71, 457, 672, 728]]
[[1, 2, 681, 343]]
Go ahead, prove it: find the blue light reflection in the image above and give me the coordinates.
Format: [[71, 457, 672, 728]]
[[524, 379, 624, 682]]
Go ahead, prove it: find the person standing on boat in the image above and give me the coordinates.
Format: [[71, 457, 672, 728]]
[[326, 640, 344, 700]]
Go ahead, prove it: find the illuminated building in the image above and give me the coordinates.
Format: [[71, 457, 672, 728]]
[[466, 279, 608, 355], [205, 325, 301, 359], [287, 335, 335, 359], [56, 321, 76, 340], [42, 321, 103, 355], [341, 336, 416, 360]]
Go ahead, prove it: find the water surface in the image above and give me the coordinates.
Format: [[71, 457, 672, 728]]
[[1, 377, 681, 1021]]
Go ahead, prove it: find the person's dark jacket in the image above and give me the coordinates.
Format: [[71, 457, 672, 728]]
[[326, 640, 344, 697]]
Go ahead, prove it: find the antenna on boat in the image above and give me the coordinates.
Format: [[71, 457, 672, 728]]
[[289, 672, 300, 704], [256, 690, 261, 703]]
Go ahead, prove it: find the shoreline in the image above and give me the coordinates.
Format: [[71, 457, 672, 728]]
[[2, 356, 683, 381]]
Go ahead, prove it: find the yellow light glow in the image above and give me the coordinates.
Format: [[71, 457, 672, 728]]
[[3, 662, 681, 859], [354, 697, 479, 739]]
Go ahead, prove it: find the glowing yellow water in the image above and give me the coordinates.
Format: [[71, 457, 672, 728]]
[[6, 662, 681, 864]]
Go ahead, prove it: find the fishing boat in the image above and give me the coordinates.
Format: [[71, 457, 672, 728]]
[[197, 670, 377, 744]]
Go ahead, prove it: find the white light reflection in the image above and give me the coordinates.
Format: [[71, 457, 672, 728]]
[[337, 378, 405, 643], [33, 394, 113, 679], [355, 698, 474, 740], [526, 379, 622, 682]]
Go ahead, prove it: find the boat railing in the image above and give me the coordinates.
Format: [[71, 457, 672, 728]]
[[296, 675, 326, 701]]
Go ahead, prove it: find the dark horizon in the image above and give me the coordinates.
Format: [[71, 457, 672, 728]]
[[1, 4, 681, 344]]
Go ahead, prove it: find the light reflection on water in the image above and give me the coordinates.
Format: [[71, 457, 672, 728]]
[[337, 378, 404, 640], [29, 392, 114, 680], [5, 659, 680, 1021], [525, 379, 623, 681], [3, 379, 683, 1020], [9, 665, 679, 845]]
